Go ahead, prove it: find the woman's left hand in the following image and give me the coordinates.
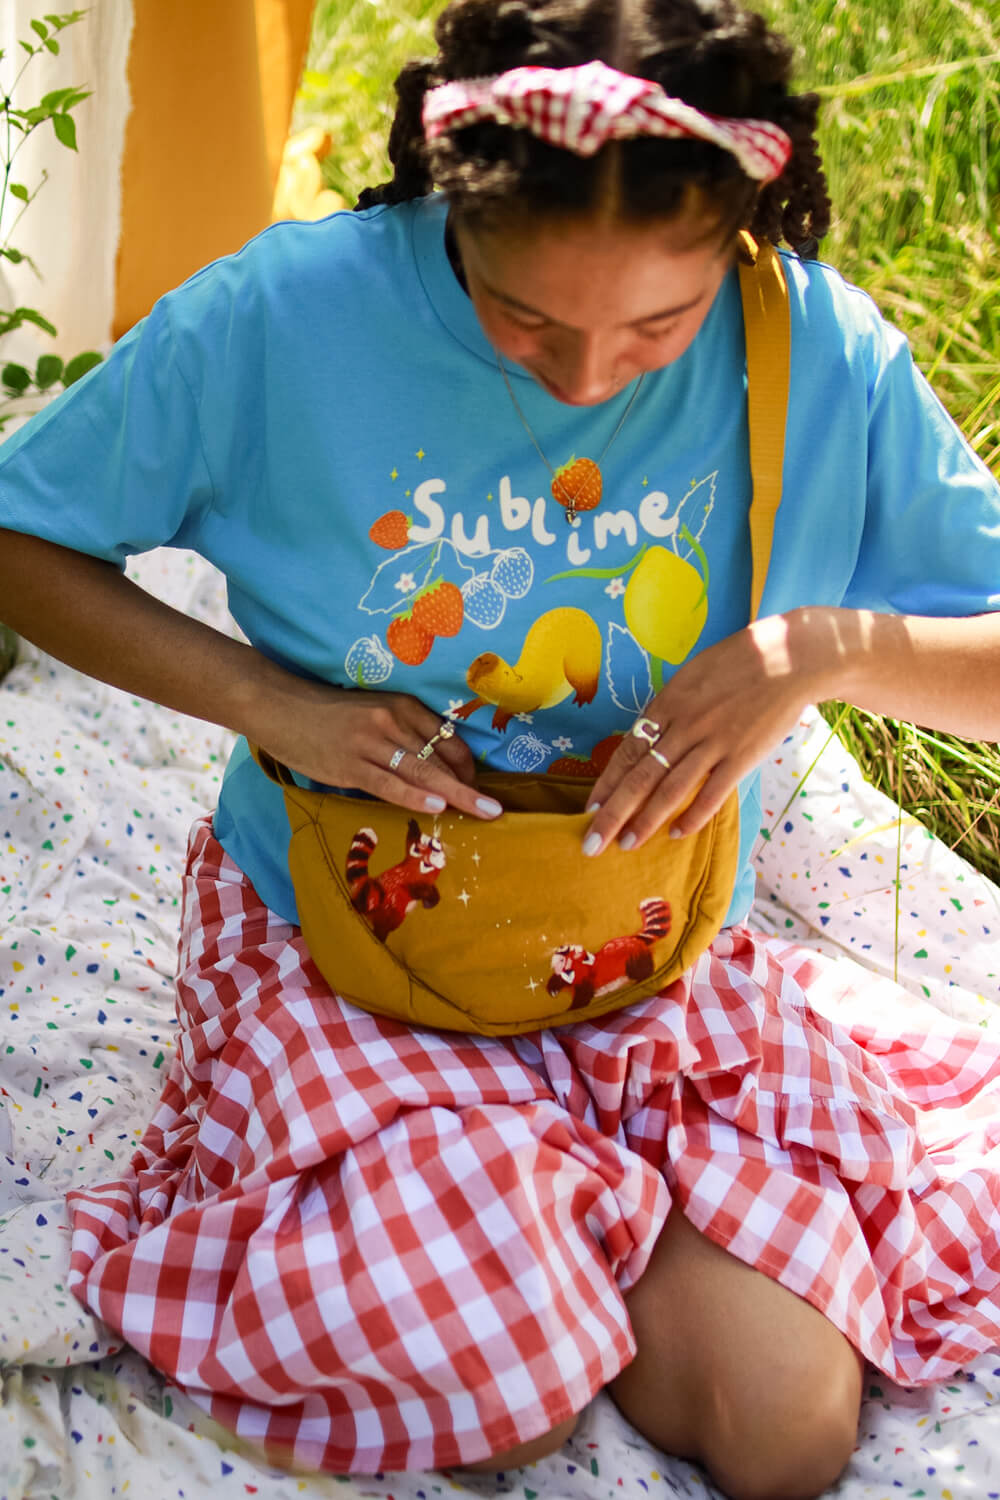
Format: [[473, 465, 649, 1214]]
[[583, 610, 838, 856]]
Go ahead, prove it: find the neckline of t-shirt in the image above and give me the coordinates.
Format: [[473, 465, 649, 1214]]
[[409, 190, 738, 409], [411, 193, 505, 366]]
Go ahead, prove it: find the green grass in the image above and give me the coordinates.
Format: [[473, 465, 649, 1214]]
[[294, 0, 1000, 884], [295, 1, 440, 204]]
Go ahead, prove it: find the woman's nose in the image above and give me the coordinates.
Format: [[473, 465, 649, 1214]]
[[550, 330, 621, 404]]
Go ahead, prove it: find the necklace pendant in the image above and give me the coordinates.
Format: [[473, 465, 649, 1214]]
[[553, 455, 602, 524], [495, 354, 646, 524]]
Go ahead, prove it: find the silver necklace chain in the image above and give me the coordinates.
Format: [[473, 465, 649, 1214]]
[[495, 353, 646, 523]]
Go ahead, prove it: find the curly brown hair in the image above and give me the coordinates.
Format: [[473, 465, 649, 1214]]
[[354, 0, 829, 254]]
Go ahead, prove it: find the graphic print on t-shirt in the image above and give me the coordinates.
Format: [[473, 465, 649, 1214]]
[[345, 455, 717, 774]]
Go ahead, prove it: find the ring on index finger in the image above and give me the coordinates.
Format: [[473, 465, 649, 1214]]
[[388, 747, 407, 772], [416, 719, 456, 762], [631, 716, 661, 745]]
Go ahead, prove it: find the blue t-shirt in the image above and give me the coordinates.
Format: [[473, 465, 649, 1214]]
[[1, 194, 998, 927]]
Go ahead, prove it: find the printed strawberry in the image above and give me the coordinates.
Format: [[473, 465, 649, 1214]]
[[507, 732, 550, 772], [345, 634, 393, 686], [547, 754, 598, 778], [462, 572, 506, 628], [411, 580, 464, 637], [548, 734, 623, 779], [552, 457, 602, 515], [490, 546, 533, 599], [369, 510, 411, 549], [591, 733, 625, 773], [387, 614, 434, 665]]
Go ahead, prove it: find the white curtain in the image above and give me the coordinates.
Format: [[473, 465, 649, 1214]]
[[0, 2, 134, 364]]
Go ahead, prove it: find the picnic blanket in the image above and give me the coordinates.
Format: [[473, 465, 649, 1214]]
[[2, 547, 999, 1499]]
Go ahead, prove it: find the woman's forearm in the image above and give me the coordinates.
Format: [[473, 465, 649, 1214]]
[[0, 529, 494, 816], [788, 605, 1000, 742], [0, 529, 319, 743]]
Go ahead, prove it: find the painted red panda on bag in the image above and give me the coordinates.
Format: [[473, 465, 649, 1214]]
[[547, 897, 671, 1010], [347, 822, 446, 942]]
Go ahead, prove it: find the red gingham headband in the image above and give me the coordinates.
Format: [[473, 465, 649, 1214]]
[[423, 59, 792, 183]]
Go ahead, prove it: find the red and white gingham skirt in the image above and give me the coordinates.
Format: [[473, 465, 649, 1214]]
[[68, 816, 1000, 1473]]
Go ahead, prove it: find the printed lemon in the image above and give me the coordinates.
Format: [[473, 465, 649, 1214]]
[[623, 545, 708, 664]]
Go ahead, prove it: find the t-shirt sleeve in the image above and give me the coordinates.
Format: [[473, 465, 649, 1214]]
[[842, 299, 1000, 617], [0, 293, 215, 567]]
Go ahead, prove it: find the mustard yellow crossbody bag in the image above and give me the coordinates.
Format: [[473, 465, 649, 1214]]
[[251, 235, 790, 1034]]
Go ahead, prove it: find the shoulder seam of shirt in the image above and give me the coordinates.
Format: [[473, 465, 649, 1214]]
[[159, 297, 217, 522]]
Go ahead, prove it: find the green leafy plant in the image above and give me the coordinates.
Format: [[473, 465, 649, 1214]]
[[0, 8, 102, 432]]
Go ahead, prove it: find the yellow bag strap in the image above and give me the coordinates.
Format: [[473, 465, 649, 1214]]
[[737, 231, 790, 621]]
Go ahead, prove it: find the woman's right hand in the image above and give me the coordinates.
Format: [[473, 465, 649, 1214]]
[[249, 676, 503, 821], [0, 531, 503, 822]]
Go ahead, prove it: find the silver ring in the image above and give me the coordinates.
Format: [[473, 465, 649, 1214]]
[[388, 747, 407, 772], [631, 716, 661, 745], [416, 720, 456, 762], [649, 747, 671, 770]]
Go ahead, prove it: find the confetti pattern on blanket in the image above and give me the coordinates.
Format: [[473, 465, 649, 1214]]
[[2, 549, 999, 1500]]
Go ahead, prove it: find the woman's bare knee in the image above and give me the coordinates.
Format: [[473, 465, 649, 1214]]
[[706, 1296, 863, 1499], [710, 1386, 860, 1500], [453, 1413, 579, 1473], [609, 1208, 863, 1497]]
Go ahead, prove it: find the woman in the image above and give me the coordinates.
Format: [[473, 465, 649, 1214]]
[[1, 1, 999, 1496]]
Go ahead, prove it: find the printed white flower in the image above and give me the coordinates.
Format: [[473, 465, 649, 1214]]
[[394, 572, 417, 594], [604, 576, 626, 599], [514, 712, 534, 724], [446, 700, 465, 720], [552, 736, 573, 751]]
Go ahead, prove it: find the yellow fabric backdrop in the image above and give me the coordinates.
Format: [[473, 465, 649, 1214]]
[[114, 0, 314, 338]]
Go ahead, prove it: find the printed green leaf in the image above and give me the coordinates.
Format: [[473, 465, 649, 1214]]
[[8, 183, 29, 202], [31, 19, 50, 41], [678, 524, 710, 609]]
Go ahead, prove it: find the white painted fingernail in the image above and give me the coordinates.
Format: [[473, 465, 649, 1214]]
[[618, 831, 637, 851], [669, 826, 685, 839], [582, 831, 602, 857], [476, 797, 503, 817], [585, 800, 601, 814], [424, 795, 446, 812]]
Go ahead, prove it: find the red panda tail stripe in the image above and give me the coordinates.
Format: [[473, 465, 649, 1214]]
[[346, 827, 378, 885], [637, 897, 671, 944]]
